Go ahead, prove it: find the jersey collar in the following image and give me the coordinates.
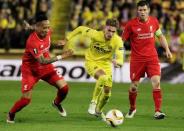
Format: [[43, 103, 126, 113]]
[[137, 16, 150, 25], [34, 32, 44, 42]]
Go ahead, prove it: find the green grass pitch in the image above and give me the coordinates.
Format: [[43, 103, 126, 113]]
[[0, 81, 183, 131]]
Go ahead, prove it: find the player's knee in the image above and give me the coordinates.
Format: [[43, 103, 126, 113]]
[[22, 90, 32, 99], [151, 80, 160, 89], [56, 80, 67, 89], [153, 82, 160, 89], [151, 76, 160, 89], [103, 86, 111, 94], [130, 85, 138, 92]]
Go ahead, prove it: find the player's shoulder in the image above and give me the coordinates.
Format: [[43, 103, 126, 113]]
[[113, 33, 122, 39], [113, 34, 123, 42], [79, 26, 99, 36], [27, 32, 36, 41], [127, 17, 137, 25], [149, 16, 158, 22], [149, 16, 157, 20], [79, 26, 98, 32], [26, 32, 37, 47]]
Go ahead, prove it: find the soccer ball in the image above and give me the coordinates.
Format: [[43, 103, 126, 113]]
[[105, 109, 124, 127]]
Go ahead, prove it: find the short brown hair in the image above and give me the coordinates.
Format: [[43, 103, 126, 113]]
[[137, 0, 150, 8], [106, 19, 119, 28]]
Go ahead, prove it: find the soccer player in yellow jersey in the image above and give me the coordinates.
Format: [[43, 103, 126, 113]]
[[66, 19, 124, 119]]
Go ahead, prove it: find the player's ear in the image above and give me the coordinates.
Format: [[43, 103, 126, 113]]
[[147, 7, 150, 14]]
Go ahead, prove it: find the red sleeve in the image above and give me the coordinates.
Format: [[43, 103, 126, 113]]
[[27, 39, 42, 59], [122, 22, 131, 41], [154, 17, 160, 30]]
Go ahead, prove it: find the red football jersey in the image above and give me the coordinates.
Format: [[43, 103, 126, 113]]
[[122, 16, 160, 62], [22, 30, 53, 74]]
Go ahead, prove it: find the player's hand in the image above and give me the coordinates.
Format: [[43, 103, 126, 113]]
[[23, 20, 32, 30], [112, 60, 122, 68], [61, 49, 74, 59], [165, 49, 172, 59], [56, 39, 67, 47]]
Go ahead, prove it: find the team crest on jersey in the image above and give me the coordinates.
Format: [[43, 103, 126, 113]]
[[33, 48, 38, 54], [137, 28, 141, 31], [40, 44, 44, 49], [150, 25, 153, 31]]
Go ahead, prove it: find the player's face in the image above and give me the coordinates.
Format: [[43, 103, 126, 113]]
[[104, 26, 116, 40], [137, 5, 150, 21], [36, 20, 50, 38]]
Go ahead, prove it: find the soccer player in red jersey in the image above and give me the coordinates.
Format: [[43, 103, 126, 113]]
[[6, 14, 73, 123], [122, 0, 172, 119]]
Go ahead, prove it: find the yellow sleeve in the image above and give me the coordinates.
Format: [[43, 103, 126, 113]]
[[66, 26, 97, 40], [115, 36, 124, 66]]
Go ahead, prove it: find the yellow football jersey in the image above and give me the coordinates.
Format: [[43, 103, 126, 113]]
[[67, 26, 124, 66]]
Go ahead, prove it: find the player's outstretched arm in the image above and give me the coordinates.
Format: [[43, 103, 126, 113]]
[[36, 49, 73, 64], [55, 40, 67, 46], [66, 26, 97, 41], [60, 49, 74, 59], [51, 39, 67, 48]]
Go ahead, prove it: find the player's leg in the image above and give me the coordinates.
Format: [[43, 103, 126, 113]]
[[94, 72, 112, 121], [95, 86, 111, 121], [150, 75, 165, 119], [126, 61, 145, 118], [93, 68, 112, 111], [7, 91, 32, 124], [7, 72, 38, 123], [42, 69, 69, 117], [88, 69, 105, 115], [95, 82, 111, 114], [88, 80, 103, 115], [147, 59, 165, 119], [125, 81, 138, 118], [85, 62, 103, 114], [92, 79, 103, 104], [52, 79, 68, 117]]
